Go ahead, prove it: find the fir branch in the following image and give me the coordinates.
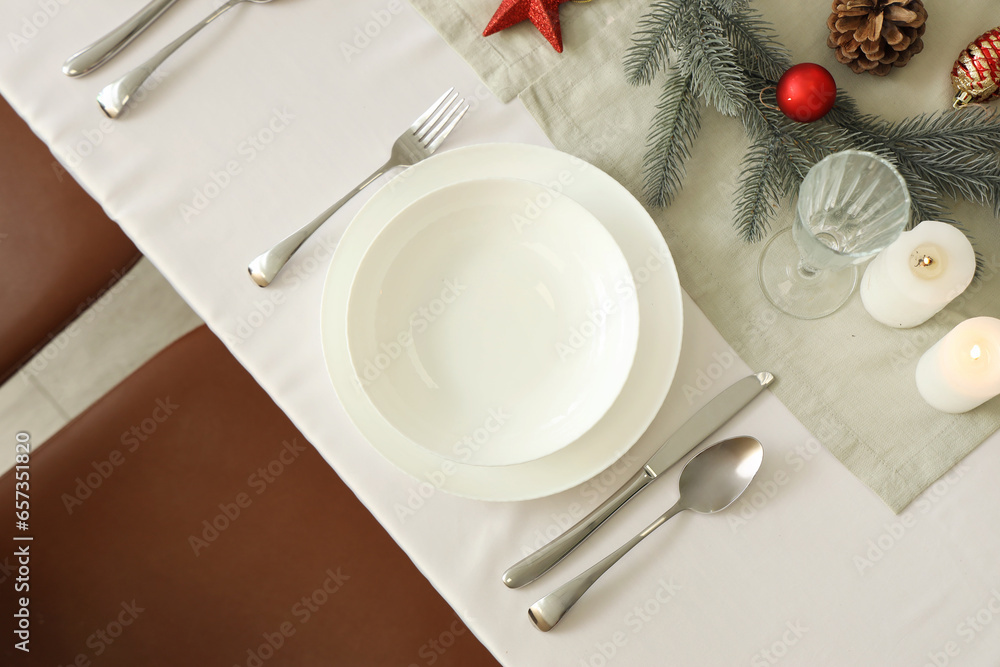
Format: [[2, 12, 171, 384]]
[[680, 5, 747, 116], [763, 103, 846, 168], [898, 168, 953, 225], [885, 108, 1000, 154], [710, 0, 750, 12], [827, 104, 1000, 217], [734, 133, 787, 242], [897, 150, 999, 207], [741, 80, 851, 183], [643, 69, 703, 207], [822, 90, 879, 132], [624, 0, 693, 86], [704, 2, 789, 81], [628, 0, 1000, 246]]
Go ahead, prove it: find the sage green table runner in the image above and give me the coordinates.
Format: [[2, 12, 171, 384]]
[[409, 0, 1000, 512]]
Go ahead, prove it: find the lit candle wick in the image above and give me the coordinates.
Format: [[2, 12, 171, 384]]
[[916, 255, 934, 269], [971, 344, 982, 361]]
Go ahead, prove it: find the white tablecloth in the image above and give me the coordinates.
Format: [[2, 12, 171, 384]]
[[3, 1, 999, 664]]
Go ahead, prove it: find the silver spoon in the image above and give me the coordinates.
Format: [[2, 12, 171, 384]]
[[63, 0, 180, 77], [97, 0, 272, 119], [528, 436, 764, 632]]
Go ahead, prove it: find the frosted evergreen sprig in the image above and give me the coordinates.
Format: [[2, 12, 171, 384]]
[[626, 0, 1000, 243]]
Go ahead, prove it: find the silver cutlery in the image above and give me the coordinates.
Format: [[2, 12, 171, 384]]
[[503, 372, 774, 589], [97, 0, 272, 118], [528, 436, 764, 631], [63, 0, 180, 77], [248, 88, 469, 287]]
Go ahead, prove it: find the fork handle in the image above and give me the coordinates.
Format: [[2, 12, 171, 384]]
[[97, 0, 243, 118], [248, 160, 393, 287]]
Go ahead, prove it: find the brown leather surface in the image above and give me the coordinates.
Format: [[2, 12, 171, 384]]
[[0, 326, 501, 666], [0, 94, 140, 383]]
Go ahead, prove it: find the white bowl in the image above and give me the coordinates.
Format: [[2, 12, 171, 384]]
[[345, 178, 640, 467], [322, 143, 684, 500]]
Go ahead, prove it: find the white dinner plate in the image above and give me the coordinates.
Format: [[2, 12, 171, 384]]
[[321, 144, 683, 501], [346, 178, 640, 467]]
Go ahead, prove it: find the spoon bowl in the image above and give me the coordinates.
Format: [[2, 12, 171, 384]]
[[677, 435, 763, 513], [528, 436, 764, 631]]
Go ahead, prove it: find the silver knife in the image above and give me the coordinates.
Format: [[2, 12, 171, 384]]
[[502, 371, 774, 588], [62, 0, 180, 77]]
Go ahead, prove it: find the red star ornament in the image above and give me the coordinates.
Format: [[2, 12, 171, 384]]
[[483, 0, 574, 53]]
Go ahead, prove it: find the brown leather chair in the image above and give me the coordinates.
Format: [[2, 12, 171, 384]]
[[0, 326, 500, 666], [0, 95, 140, 383]]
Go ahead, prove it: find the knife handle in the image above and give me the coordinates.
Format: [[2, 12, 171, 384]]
[[503, 467, 655, 589], [62, 0, 179, 77]]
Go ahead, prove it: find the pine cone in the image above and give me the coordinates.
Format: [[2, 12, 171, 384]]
[[826, 0, 928, 76]]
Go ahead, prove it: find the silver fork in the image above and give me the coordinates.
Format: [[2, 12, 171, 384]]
[[247, 88, 469, 287]]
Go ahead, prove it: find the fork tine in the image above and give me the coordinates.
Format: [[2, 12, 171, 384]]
[[419, 95, 460, 143], [415, 91, 459, 141], [424, 102, 469, 153], [410, 87, 455, 134]]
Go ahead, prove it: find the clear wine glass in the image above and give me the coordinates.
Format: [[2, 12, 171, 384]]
[[758, 150, 911, 319]]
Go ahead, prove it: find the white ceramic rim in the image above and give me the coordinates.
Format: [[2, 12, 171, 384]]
[[320, 143, 684, 501], [344, 177, 641, 467]]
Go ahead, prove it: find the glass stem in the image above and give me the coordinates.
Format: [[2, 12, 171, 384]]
[[797, 259, 821, 279]]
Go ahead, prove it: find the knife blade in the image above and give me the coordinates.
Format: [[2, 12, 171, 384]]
[[502, 371, 774, 588]]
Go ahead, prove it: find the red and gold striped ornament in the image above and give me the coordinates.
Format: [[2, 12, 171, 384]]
[[952, 27, 1000, 108]]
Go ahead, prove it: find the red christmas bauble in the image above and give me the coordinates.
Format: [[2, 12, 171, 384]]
[[776, 63, 837, 123]]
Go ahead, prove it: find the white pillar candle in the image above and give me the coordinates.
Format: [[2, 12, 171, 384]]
[[916, 317, 1000, 413], [861, 221, 976, 328]]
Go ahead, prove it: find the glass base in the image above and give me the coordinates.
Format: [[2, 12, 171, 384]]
[[758, 228, 858, 320]]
